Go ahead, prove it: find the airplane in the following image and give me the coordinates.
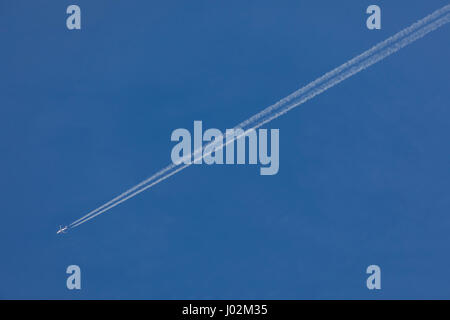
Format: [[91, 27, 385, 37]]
[[57, 225, 68, 234]]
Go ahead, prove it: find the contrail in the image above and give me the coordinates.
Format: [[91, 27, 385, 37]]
[[67, 4, 450, 229]]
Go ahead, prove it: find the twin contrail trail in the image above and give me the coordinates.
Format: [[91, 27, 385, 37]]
[[66, 4, 450, 230]]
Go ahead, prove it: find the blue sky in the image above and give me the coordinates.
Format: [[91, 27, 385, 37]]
[[1, 0, 449, 299]]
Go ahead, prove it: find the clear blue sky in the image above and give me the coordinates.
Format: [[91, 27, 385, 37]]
[[1, 0, 449, 299]]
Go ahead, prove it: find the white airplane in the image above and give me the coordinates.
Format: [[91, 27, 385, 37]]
[[57, 225, 68, 234]]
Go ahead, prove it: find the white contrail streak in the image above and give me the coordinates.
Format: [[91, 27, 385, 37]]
[[68, 5, 450, 229]]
